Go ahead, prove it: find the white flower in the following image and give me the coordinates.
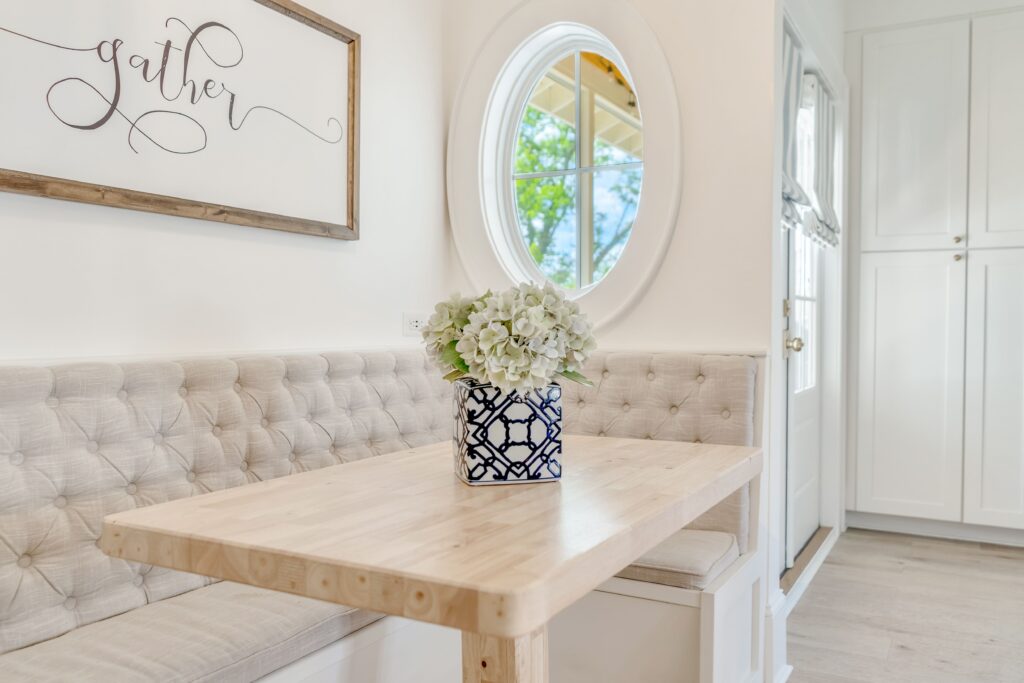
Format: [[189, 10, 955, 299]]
[[423, 282, 597, 393]]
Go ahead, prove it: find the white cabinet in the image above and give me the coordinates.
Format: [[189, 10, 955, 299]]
[[860, 21, 970, 252], [969, 13, 1024, 249], [852, 11, 1024, 532], [963, 250, 1024, 529], [856, 251, 966, 521]]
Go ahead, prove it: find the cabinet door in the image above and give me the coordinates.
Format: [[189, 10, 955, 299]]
[[964, 250, 1024, 529], [856, 251, 966, 520], [969, 12, 1024, 249], [860, 21, 969, 252]]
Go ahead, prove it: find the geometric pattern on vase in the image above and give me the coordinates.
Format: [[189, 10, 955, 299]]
[[453, 378, 562, 485]]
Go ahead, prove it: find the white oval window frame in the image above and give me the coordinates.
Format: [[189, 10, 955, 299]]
[[447, 0, 681, 330]]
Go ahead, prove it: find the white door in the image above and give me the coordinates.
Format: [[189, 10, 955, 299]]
[[860, 20, 970, 252], [964, 249, 1024, 529], [969, 11, 1024, 249], [856, 251, 966, 521], [785, 228, 822, 566]]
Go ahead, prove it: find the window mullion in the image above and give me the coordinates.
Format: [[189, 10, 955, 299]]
[[574, 51, 584, 289], [578, 55, 596, 288]]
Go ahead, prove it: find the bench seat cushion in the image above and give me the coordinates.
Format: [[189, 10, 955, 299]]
[[616, 529, 739, 590], [0, 581, 383, 682]]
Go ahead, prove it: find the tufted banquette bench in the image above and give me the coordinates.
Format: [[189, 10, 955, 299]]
[[0, 350, 759, 682]]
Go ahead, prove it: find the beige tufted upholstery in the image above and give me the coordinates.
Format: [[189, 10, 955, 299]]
[[0, 349, 757, 673], [0, 351, 450, 655]]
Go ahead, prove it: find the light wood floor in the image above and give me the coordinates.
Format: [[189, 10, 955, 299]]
[[788, 529, 1024, 683]]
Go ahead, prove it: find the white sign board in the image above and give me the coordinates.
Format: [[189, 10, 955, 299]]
[[0, 0, 359, 238]]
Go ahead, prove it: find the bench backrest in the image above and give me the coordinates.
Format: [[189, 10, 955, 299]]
[[0, 350, 756, 654]]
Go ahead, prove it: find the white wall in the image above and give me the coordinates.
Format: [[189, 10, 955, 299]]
[[845, 0, 1024, 31], [0, 0, 457, 362], [443, 0, 778, 353]]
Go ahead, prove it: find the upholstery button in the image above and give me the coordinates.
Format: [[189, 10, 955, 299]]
[[240, 461, 249, 472], [186, 471, 197, 483], [46, 396, 59, 408], [233, 383, 242, 393], [63, 597, 77, 610], [212, 426, 222, 436], [54, 496, 68, 509], [117, 390, 128, 401], [260, 418, 270, 427], [306, 414, 313, 421], [647, 372, 655, 381], [10, 452, 24, 466], [696, 375, 705, 384], [153, 434, 164, 445], [178, 387, 188, 398], [86, 441, 99, 454], [602, 370, 610, 379], [17, 555, 31, 569], [694, 439, 702, 444], [288, 453, 297, 462], [722, 409, 731, 419], [598, 431, 606, 437], [125, 483, 138, 495], [622, 403, 631, 412], [670, 405, 679, 415], [578, 400, 585, 408], [133, 575, 144, 587]]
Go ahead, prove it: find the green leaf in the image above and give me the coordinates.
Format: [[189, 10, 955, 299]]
[[442, 369, 467, 382], [441, 340, 470, 373], [557, 370, 594, 387]]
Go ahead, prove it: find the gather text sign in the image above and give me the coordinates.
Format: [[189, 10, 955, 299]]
[[0, 0, 360, 239]]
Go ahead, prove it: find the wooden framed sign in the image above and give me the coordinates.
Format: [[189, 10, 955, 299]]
[[0, 0, 360, 239]]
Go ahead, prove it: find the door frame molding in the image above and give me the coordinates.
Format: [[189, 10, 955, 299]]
[[767, 6, 850, 682]]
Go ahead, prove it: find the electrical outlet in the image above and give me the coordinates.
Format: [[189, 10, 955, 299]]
[[403, 312, 431, 337]]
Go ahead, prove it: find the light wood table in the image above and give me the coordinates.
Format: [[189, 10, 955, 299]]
[[101, 435, 762, 683]]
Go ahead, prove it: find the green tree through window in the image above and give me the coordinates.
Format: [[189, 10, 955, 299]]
[[512, 52, 643, 290]]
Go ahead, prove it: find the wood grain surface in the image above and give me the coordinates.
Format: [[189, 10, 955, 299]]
[[101, 435, 761, 639]]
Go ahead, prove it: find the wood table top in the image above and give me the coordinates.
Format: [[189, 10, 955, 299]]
[[100, 435, 762, 638]]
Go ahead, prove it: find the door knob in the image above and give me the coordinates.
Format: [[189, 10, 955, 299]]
[[786, 336, 805, 353]]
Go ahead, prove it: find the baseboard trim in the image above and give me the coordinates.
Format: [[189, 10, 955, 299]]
[[846, 511, 1024, 548], [781, 527, 838, 617], [781, 527, 832, 595]]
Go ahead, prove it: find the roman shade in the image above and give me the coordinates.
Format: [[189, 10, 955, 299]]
[[782, 27, 842, 248], [781, 28, 813, 231], [804, 72, 841, 247]]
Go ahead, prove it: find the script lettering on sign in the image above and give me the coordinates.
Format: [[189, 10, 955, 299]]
[[0, 19, 344, 155]]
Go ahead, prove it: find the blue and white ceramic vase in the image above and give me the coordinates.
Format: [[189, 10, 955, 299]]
[[453, 378, 562, 485]]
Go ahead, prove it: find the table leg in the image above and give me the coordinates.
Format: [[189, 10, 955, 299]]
[[461, 626, 548, 683]]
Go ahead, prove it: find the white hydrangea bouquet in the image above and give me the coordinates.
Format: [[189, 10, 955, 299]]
[[422, 282, 596, 485]]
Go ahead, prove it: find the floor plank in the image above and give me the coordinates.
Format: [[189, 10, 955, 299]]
[[788, 529, 1024, 683]]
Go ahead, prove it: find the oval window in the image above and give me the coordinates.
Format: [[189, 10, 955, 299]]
[[512, 51, 643, 290]]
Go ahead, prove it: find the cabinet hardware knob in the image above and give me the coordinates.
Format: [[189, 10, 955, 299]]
[[954, 254, 964, 261], [785, 336, 805, 353], [953, 235, 964, 244]]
